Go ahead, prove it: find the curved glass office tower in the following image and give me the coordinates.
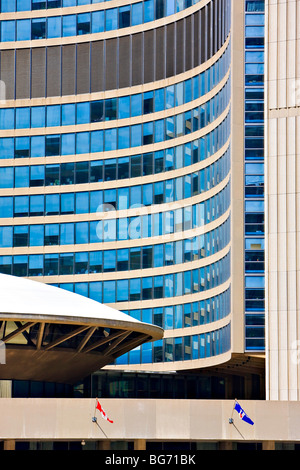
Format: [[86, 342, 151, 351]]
[[0, 0, 232, 371]]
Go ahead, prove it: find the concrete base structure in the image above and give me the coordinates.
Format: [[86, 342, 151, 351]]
[[1, 398, 300, 449]]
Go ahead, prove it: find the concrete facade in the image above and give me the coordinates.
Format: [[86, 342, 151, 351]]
[[0, 398, 300, 445], [265, 0, 300, 400]]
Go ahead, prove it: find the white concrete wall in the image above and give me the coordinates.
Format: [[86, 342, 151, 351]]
[[1, 398, 300, 442], [265, 0, 300, 400]]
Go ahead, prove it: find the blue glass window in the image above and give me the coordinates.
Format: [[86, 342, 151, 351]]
[[32, 0, 46, 9], [92, 11, 104, 33], [175, 82, 184, 106], [62, 15, 76, 37], [76, 192, 89, 214], [130, 125, 142, 147], [185, 79, 192, 103], [118, 218, 128, 240], [77, 102, 90, 124], [143, 122, 153, 145], [61, 193, 74, 214], [45, 224, 59, 246], [103, 250, 116, 272], [15, 166, 29, 188], [31, 107, 45, 128], [105, 9, 118, 31], [16, 19, 31, 41], [47, 105, 61, 127], [90, 190, 102, 213], [245, 51, 264, 62], [30, 225, 44, 247], [118, 127, 130, 149], [60, 223, 74, 245], [77, 13, 91, 35], [76, 132, 90, 154], [104, 163, 116, 186], [116, 249, 128, 271], [154, 89, 164, 112], [0, 167, 13, 188], [143, 184, 152, 206], [144, 0, 154, 22], [245, 276, 265, 288], [61, 133, 75, 156], [142, 278, 152, 300], [131, 94, 142, 117], [17, 0, 30, 10], [117, 187, 129, 211], [28, 255, 44, 276], [130, 278, 141, 301], [0, 108, 14, 130], [91, 131, 103, 153], [105, 129, 117, 151], [30, 195, 44, 216], [60, 253, 74, 275], [119, 6, 131, 28], [45, 194, 59, 215], [105, 99, 117, 121], [0, 226, 12, 247], [118, 96, 130, 119], [193, 75, 199, 100], [46, 135, 60, 157], [245, 26, 264, 37], [155, 120, 164, 143], [103, 280, 115, 303], [14, 195, 29, 217], [31, 136, 45, 158], [245, 63, 264, 74], [166, 85, 175, 109], [143, 92, 153, 114], [154, 276, 163, 299], [75, 283, 88, 297], [15, 137, 29, 159], [1, 0, 15, 12], [48, 0, 62, 8], [89, 282, 102, 302], [75, 222, 89, 244], [63, 0, 76, 6], [62, 104, 76, 126], [16, 108, 30, 129], [31, 18, 46, 40], [245, 200, 264, 212], [246, 14, 264, 25], [47, 16, 61, 38], [0, 197, 13, 218], [132, 3, 143, 25], [1, 21, 15, 42]]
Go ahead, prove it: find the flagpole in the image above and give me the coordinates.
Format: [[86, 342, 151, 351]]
[[92, 397, 98, 423], [229, 398, 237, 424]]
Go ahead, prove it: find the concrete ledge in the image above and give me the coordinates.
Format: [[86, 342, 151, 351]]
[[0, 398, 299, 442]]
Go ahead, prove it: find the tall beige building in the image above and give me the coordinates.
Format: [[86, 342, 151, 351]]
[[265, 0, 300, 401]]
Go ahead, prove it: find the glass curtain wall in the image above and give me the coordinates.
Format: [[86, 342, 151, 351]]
[[244, 0, 265, 350]]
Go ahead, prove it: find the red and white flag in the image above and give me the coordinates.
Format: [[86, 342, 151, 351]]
[[96, 400, 114, 423]]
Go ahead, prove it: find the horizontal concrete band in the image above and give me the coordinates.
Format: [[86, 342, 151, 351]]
[[1, 398, 300, 442]]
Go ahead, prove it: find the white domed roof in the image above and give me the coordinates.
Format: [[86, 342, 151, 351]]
[[0, 273, 139, 326], [0, 274, 163, 383]]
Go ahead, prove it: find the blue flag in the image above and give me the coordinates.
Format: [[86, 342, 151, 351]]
[[234, 401, 254, 425]]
